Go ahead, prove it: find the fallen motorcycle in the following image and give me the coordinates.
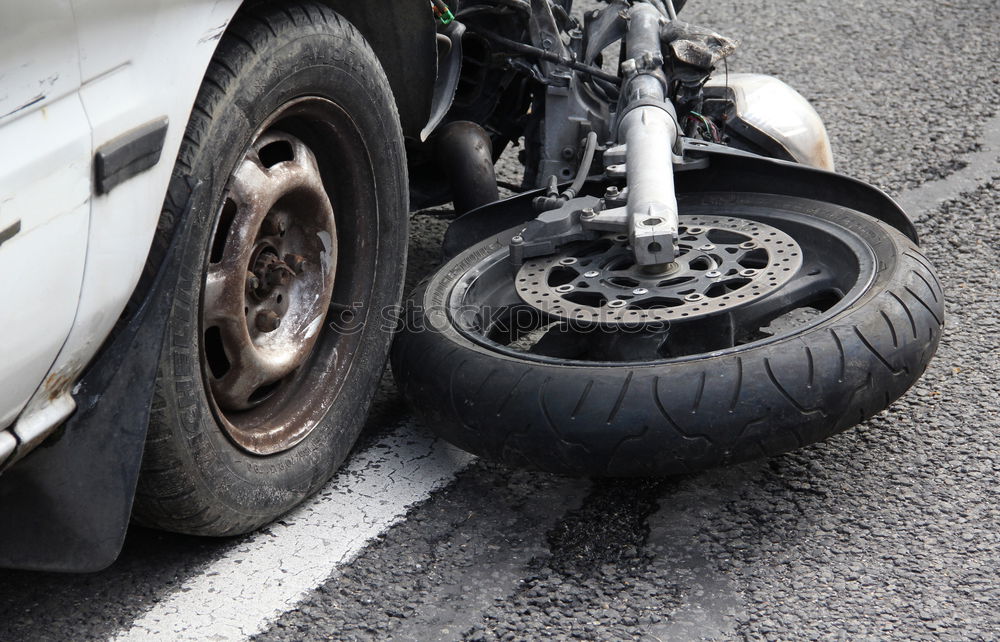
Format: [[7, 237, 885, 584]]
[[392, 0, 944, 475]]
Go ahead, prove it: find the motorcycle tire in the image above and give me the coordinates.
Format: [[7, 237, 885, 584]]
[[391, 192, 943, 476]]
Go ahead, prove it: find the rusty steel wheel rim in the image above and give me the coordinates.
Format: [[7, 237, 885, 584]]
[[200, 98, 362, 455]]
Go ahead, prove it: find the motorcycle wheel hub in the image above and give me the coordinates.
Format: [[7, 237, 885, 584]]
[[515, 215, 803, 324]]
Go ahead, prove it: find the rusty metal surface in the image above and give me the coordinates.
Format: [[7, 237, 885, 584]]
[[200, 99, 350, 456]]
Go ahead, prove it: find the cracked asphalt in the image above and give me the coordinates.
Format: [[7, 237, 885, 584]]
[[2, 0, 1000, 639]]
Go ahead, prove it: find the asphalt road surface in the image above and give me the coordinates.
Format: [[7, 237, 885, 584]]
[[3, 0, 1000, 639]]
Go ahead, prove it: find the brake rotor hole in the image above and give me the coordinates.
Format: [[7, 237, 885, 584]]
[[739, 249, 769, 269], [547, 266, 578, 287]]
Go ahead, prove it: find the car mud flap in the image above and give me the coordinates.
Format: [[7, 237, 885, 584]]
[[0, 181, 198, 572], [441, 144, 918, 259]]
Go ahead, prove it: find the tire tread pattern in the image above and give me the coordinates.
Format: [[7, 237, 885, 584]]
[[391, 197, 945, 477]]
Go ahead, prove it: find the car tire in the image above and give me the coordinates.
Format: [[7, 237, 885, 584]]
[[133, 2, 407, 535]]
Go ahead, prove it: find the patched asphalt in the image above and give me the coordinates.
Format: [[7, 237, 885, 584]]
[[2, 0, 1000, 639]]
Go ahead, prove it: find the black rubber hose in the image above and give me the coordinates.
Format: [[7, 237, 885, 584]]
[[562, 131, 598, 199], [435, 121, 501, 215]]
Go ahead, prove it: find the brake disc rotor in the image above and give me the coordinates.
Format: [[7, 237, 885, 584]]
[[515, 215, 804, 324]]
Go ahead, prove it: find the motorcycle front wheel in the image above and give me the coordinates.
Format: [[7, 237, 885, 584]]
[[391, 192, 944, 476]]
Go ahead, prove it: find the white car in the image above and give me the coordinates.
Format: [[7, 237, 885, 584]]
[[0, 0, 439, 571]]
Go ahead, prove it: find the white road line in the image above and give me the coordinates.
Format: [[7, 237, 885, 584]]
[[896, 112, 1000, 221], [114, 424, 474, 642]]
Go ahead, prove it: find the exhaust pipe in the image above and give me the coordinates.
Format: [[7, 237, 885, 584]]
[[435, 121, 500, 215]]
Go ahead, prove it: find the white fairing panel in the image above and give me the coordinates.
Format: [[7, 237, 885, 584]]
[[0, 1, 91, 433]]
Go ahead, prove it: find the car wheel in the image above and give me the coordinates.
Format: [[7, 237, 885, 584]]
[[133, 1, 407, 535]]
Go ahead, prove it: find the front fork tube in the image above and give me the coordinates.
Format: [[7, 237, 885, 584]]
[[620, 102, 680, 267], [618, 2, 680, 268]]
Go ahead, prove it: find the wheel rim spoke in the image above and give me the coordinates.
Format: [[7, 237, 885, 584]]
[[729, 265, 841, 335], [210, 348, 272, 408]]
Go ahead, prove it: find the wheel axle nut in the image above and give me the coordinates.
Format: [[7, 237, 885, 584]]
[[256, 310, 281, 332]]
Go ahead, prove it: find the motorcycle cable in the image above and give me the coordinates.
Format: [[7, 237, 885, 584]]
[[465, 26, 622, 85]]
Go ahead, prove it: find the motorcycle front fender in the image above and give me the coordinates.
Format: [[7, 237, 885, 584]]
[[442, 143, 918, 258]]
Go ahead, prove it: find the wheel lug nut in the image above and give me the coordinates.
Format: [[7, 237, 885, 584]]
[[284, 253, 307, 273], [246, 271, 260, 291], [255, 310, 281, 332]]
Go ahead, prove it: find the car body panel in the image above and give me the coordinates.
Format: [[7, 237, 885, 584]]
[[0, 1, 91, 438], [1, 0, 242, 466]]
